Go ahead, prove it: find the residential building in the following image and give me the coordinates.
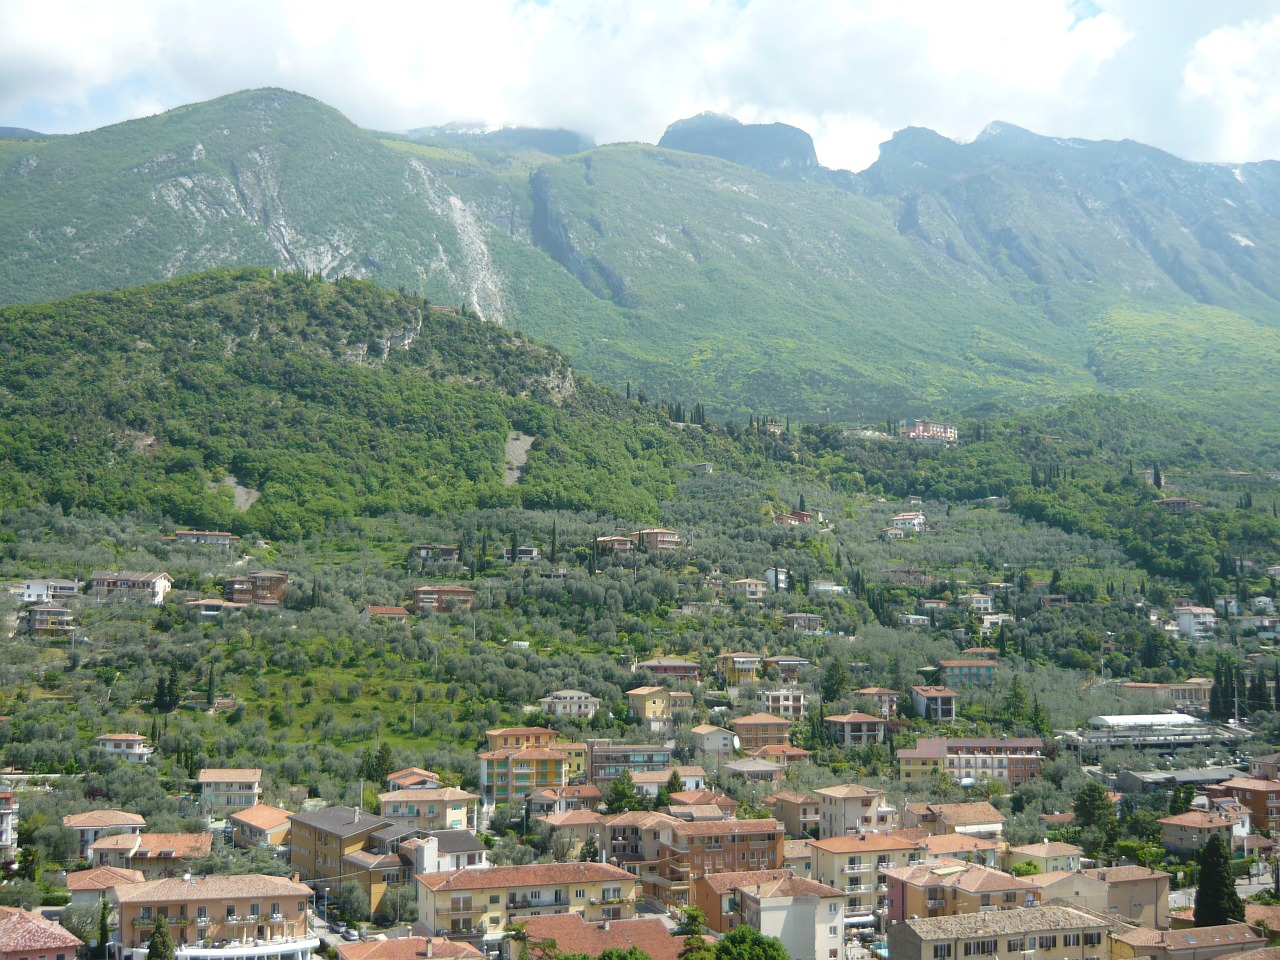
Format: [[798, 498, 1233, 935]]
[[886, 904, 1111, 960], [783, 839, 814, 878], [763, 655, 811, 682], [690, 725, 734, 757], [824, 712, 886, 747], [632, 767, 705, 797], [1158, 810, 1238, 857], [916, 834, 998, 867], [809, 580, 846, 596], [416, 862, 639, 943], [883, 857, 1039, 923], [855, 687, 900, 718], [20, 578, 80, 603], [729, 578, 767, 601], [538, 690, 603, 720], [61, 809, 145, 859], [716, 652, 762, 685], [340, 939, 481, 960], [1118, 678, 1214, 710], [1208, 778, 1280, 834], [479, 746, 569, 806], [892, 512, 927, 533], [404, 830, 490, 875], [535, 811, 606, 859], [288, 805, 391, 883], [584, 741, 672, 785], [635, 657, 699, 682], [90, 832, 213, 878], [898, 738, 1042, 787], [0, 909, 83, 960], [224, 571, 289, 606], [1079, 865, 1171, 928], [379, 788, 479, 832], [171, 530, 241, 548], [0, 789, 16, 861], [26, 604, 75, 637], [198, 768, 263, 815], [595, 535, 635, 556], [110, 873, 316, 960], [898, 420, 958, 444], [229, 804, 292, 855], [511, 915, 680, 960], [814, 784, 897, 839], [1176, 606, 1218, 639], [94, 733, 153, 764], [808, 830, 923, 924], [692, 870, 845, 960], [627, 687, 693, 734], [979, 614, 1015, 636], [412, 584, 475, 614], [186, 598, 248, 618], [763, 791, 821, 839], [748, 744, 812, 767], [1002, 841, 1082, 874], [903, 802, 1007, 839], [757, 688, 807, 720], [1157, 498, 1203, 514], [388, 767, 442, 790], [503, 546, 540, 563], [413, 544, 461, 564], [87, 570, 173, 605], [938, 660, 996, 687], [1249, 753, 1280, 780], [632, 529, 681, 552], [911, 686, 958, 721], [361, 605, 411, 622], [730, 713, 792, 751], [1111, 924, 1262, 960], [1019, 870, 1110, 917], [652, 818, 785, 909], [956, 594, 995, 614], [65, 866, 145, 905], [763, 566, 792, 590]]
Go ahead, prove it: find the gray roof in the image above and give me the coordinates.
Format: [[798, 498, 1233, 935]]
[[427, 829, 487, 854], [900, 905, 1110, 940], [288, 805, 391, 837]]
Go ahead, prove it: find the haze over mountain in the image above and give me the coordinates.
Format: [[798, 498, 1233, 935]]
[[2, 88, 1278, 427]]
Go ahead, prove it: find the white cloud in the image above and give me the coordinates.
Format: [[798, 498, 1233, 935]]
[[1, 1, 1279, 170]]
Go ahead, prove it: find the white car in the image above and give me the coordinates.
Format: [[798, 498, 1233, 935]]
[[342, 929, 361, 942]]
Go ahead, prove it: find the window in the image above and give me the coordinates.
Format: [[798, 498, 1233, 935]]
[[962, 942, 995, 956], [1064, 934, 1081, 947], [934, 945, 952, 959], [1007, 940, 1024, 952], [140, 908, 152, 921], [575, 890, 585, 899], [829, 926, 839, 936], [1084, 933, 1102, 947], [1038, 936, 1058, 950], [1003, 892, 1017, 903], [226, 905, 236, 919], [197, 907, 207, 920], [490, 895, 500, 904], [251, 903, 261, 918]]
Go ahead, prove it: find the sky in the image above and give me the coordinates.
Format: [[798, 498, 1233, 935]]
[[3, 0, 1280, 172]]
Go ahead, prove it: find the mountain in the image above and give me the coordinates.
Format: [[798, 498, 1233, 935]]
[[0, 126, 46, 139], [408, 124, 595, 156], [3, 89, 1280, 430], [0, 269, 716, 539]]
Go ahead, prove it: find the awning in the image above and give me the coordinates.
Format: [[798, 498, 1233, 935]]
[[845, 915, 877, 927]]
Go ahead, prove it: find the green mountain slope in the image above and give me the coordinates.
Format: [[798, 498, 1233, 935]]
[[0, 269, 714, 539]]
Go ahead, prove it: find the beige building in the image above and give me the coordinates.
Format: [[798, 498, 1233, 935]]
[[65, 866, 145, 906], [883, 858, 1039, 923], [808, 830, 923, 924], [111, 873, 316, 960], [692, 870, 845, 960], [1111, 924, 1262, 960], [758, 688, 807, 720], [626, 687, 694, 734], [815, 784, 897, 839], [62, 809, 146, 859], [229, 804, 293, 854], [536, 811, 606, 859], [886, 904, 1111, 960], [1158, 810, 1237, 857], [198, 768, 263, 815], [690, 724, 734, 756], [763, 790, 821, 839], [731, 713, 792, 751], [824, 712, 886, 747], [379, 788, 479, 832], [855, 687, 900, 718], [90, 832, 212, 878], [537, 690, 602, 719], [904, 802, 1006, 838], [1003, 840, 1083, 874], [1080, 865, 1171, 929], [416, 862, 638, 944], [288, 805, 391, 883]]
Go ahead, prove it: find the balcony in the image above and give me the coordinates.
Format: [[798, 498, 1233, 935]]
[[925, 899, 946, 909], [844, 884, 868, 894], [843, 864, 870, 874], [174, 936, 320, 960]]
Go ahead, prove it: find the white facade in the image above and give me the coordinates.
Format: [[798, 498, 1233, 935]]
[[95, 734, 154, 763]]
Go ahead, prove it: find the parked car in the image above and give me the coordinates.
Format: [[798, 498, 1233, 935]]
[[342, 929, 361, 942]]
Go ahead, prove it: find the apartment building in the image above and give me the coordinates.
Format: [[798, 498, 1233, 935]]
[[627, 687, 694, 734], [1079, 865, 1171, 929], [691, 724, 735, 757], [653, 818, 785, 909], [717, 652, 762, 685], [808, 830, 922, 924], [416, 862, 639, 944], [763, 791, 821, 839], [88, 571, 173, 605], [1158, 810, 1237, 857], [904, 802, 1007, 839], [814, 784, 897, 839], [855, 687, 900, 717], [584, 741, 672, 785], [229, 804, 292, 855], [538, 690, 603, 719], [95, 733, 153, 764], [938, 660, 997, 687], [886, 905, 1111, 960], [899, 738, 1042, 787], [632, 529, 681, 551], [731, 713, 792, 751], [1111, 924, 1262, 960], [62, 809, 146, 859], [758, 688, 807, 720], [379, 788, 479, 832], [0, 789, 17, 861], [224, 571, 290, 606], [512, 915, 677, 960], [26, 604, 75, 637], [198, 768, 263, 815], [411, 584, 476, 614], [288, 806, 391, 883], [824, 712, 886, 747], [1208, 778, 1280, 834], [111, 873, 317, 960], [634, 657, 700, 682], [882, 858, 1039, 923], [910, 686, 958, 721], [479, 728, 577, 805], [692, 870, 846, 960], [764, 655, 811, 681], [90, 832, 213, 878], [1002, 841, 1082, 874], [0, 910, 83, 960]]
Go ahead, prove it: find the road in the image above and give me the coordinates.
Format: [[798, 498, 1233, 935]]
[[1169, 870, 1275, 912]]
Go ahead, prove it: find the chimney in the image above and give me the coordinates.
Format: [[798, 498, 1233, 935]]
[[425, 939, 434, 958]]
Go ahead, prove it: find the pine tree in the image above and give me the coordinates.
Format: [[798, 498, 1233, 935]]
[[605, 770, 643, 813], [153, 675, 168, 714], [1194, 833, 1244, 925], [166, 664, 181, 711], [148, 916, 177, 960], [578, 834, 599, 862]]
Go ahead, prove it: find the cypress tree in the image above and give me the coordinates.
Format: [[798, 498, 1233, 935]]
[[148, 916, 177, 960], [1194, 833, 1244, 925]]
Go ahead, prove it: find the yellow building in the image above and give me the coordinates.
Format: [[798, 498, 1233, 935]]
[[229, 804, 292, 854], [808, 830, 923, 924], [716, 652, 762, 685], [288, 806, 391, 883], [626, 687, 694, 732], [378, 788, 479, 832], [886, 904, 1111, 960], [882, 858, 1039, 923], [417, 862, 638, 945]]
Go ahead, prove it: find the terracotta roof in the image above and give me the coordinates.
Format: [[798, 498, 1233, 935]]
[[731, 712, 792, 726], [901, 904, 1107, 940], [363, 606, 411, 616], [747, 744, 811, 759], [810, 831, 921, 853], [627, 686, 664, 696], [884, 858, 1033, 894], [486, 726, 556, 737], [478, 748, 567, 761], [113, 873, 312, 903], [91, 832, 212, 858], [1113, 924, 1260, 950], [64, 866, 145, 891], [0, 910, 84, 951], [672, 818, 780, 837], [764, 790, 820, 805], [417, 862, 636, 892], [344, 849, 405, 870], [197, 768, 261, 783], [826, 712, 883, 723], [337, 937, 483, 960], [1220, 777, 1280, 792], [519, 915, 687, 960], [1158, 811, 1237, 828], [229, 804, 293, 830], [856, 687, 899, 695], [783, 839, 812, 859], [815, 784, 883, 799], [96, 733, 148, 742], [929, 801, 1006, 825], [62, 809, 146, 829], [691, 724, 729, 735], [699, 868, 792, 895], [539, 810, 606, 828], [1080, 865, 1172, 883], [1007, 841, 1083, 857], [379, 788, 479, 803], [668, 790, 736, 807], [921, 834, 997, 856], [747, 874, 845, 900]]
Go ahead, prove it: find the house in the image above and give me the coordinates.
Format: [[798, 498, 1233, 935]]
[[288, 805, 392, 883], [903, 802, 1007, 839], [900, 613, 931, 628], [413, 544, 461, 564], [479, 745, 570, 806], [416, 862, 639, 943], [723, 758, 785, 785], [979, 614, 1015, 636], [910, 686, 958, 721], [1176, 606, 1218, 638], [1079, 865, 1171, 928], [229, 804, 293, 855], [763, 791, 821, 839], [110, 873, 317, 960], [808, 830, 924, 924], [898, 738, 1042, 787], [634, 657, 700, 682], [90, 832, 212, 878], [224, 571, 290, 606], [595, 536, 636, 556], [882, 857, 1039, 923], [916, 833, 998, 866], [341, 939, 482, 960], [763, 655, 810, 682], [641, 819, 785, 909], [937, 659, 996, 687], [186, 598, 248, 618], [884, 527, 908, 541], [627, 687, 694, 734], [731, 713, 792, 750], [94, 733, 153, 764], [197, 768, 263, 815], [782, 612, 822, 632], [0, 909, 83, 960], [692, 870, 845, 960], [892, 512, 927, 533], [631, 529, 681, 551], [535, 811, 606, 859], [361, 605, 411, 623], [25, 604, 75, 636], [747, 744, 812, 766], [1208, 778, 1280, 834], [729, 578, 766, 601], [64, 865, 145, 905], [886, 904, 1110, 960], [1111, 924, 1262, 960], [1002, 840, 1082, 874], [1117, 678, 1214, 710], [1157, 498, 1203, 514], [855, 687, 900, 717], [809, 580, 846, 596], [20, 578, 80, 603], [379, 788, 480, 832], [717, 652, 762, 685], [509, 915, 681, 960], [814, 784, 897, 839], [824, 712, 886, 747], [1250, 753, 1280, 780], [171, 530, 241, 549], [528, 785, 603, 818], [404, 830, 490, 875], [1158, 810, 1238, 857], [62, 809, 146, 859], [763, 567, 792, 591], [690, 724, 734, 757], [956, 594, 994, 614], [87, 571, 173, 605], [899, 420, 958, 444], [632, 767, 705, 796], [757, 688, 806, 720], [1019, 869, 1110, 916], [388, 767, 443, 790], [538, 690, 603, 720], [412, 584, 476, 614]]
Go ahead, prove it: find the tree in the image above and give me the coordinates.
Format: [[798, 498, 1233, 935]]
[[578, 834, 599, 862], [1009, 860, 1040, 877], [1072, 781, 1118, 856], [148, 916, 177, 960], [59, 903, 99, 946], [605, 770, 643, 814], [99, 897, 112, 959], [675, 907, 706, 937], [1195, 833, 1244, 926], [335, 880, 371, 922], [714, 925, 790, 960], [821, 659, 849, 702], [379, 883, 417, 924]]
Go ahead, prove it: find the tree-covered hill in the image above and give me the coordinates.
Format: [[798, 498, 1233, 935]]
[[0, 269, 721, 539]]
